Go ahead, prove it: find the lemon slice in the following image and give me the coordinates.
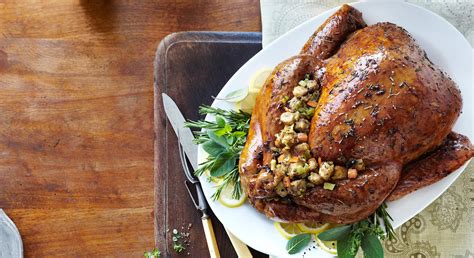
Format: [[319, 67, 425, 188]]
[[297, 222, 331, 234], [249, 67, 273, 92], [236, 91, 259, 113], [316, 237, 337, 255], [218, 183, 247, 208], [274, 222, 304, 239], [237, 67, 273, 113], [215, 88, 249, 102]]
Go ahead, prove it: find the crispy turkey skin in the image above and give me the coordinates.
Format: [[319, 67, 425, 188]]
[[239, 4, 473, 224]]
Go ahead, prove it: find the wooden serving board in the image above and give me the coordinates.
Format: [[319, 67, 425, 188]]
[[154, 32, 267, 257]]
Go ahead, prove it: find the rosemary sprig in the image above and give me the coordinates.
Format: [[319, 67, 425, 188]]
[[185, 105, 250, 200], [211, 168, 241, 200], [376, 202, 396, 240]]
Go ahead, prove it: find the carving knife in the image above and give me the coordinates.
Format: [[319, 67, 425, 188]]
[[162, 93, 252, 258]]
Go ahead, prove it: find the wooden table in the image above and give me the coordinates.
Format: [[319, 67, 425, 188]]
[[0, 1, 260, 257]]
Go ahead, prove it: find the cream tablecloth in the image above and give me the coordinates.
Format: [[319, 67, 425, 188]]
[[260, 0, 474, 256]]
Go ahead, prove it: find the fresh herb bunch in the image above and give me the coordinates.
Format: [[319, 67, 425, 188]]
[[185, 105, 251, 200], [286, 203, 395, 257], [316, 203, 395, 258]]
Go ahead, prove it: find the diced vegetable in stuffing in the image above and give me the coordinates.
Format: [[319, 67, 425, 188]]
[[294, 143, 310, 156], [288, 98, 302, 110], [306, 80, 318, 90], [319, 161, 335, 180], [276, 125, 297, 148], [297, 133, 308, 142], [308, 172, 324, 185], [332, 165, 348, 180], [294, 119, 310, 132], [275, 182, 288, 197], [308, 158, 318, 171], [289, 179, 307, 195], [280, 112, 296, 125], [348, 168, 358, 179], [277, 151, 291, 163], [323, 182, 336, 190], [270, 159, 277, 171], [354, 159, 365, 171], [288, 162, 309, 178], [293, 86, 308, 97]]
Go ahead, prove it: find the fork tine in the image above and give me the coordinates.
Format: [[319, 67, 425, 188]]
[[178, 133, 198, 183]]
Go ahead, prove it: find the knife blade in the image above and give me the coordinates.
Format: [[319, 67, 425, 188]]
[[162, 93, 198, 170]]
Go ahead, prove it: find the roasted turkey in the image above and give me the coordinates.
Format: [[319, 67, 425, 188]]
[[239, 4, 473, 224]]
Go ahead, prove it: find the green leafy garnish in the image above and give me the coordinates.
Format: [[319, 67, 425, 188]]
[[318, 224, 352, 241], [316, 203, 395, 258], [361, 233, 384, 258], [185, 105, 251, 200], [144, 248, 160, 258], [286, 233, 312, 254], [336, 233, 353, 258]]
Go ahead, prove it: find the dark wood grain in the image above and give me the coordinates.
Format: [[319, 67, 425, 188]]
[[154, 32, 267, 257], [0, 1, 261, 257]]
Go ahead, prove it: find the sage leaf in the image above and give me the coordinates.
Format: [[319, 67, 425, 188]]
[[215, 123, 232, 136], [336, 233, 354, 258], [207, 131, 229, 148], [361, 233, 383, 258], [318, 225, 352, 241], [202, 141, 225, 157], [226, 135, 235, 145], [286, 233, 311, 255], [210, 153, 236, 177]]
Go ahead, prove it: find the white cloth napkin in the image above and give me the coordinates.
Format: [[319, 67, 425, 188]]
[[261, 0, 473, 48]]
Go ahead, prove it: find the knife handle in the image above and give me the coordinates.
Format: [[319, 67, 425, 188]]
[[202, 217, 221, 258], [225, 229, 253, 258]]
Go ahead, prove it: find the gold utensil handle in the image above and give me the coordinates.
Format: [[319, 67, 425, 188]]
[[202, 217, 221, 258], [225, 229, 253, 258]]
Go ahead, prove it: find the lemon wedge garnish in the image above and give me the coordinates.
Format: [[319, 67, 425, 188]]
[[316, 237, 337, 255], [297, 222, 331, 234], [274, 222, 304, 239], [237, 67, 273, 113], [218, 182, 246, 208]]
